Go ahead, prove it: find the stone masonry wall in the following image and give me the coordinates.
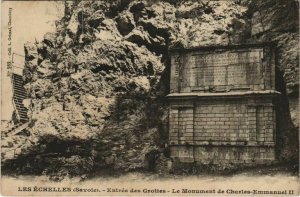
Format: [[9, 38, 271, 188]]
[[169, 96, 276, 165], [169, 97, 275, 144]]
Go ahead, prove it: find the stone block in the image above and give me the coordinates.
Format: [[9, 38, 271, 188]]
[[207, 121, 215, 125], [257, 137, 265, 142], [265, 137, 274, 142]]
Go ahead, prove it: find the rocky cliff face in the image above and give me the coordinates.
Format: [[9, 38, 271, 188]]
[[245, 0, 299, 163], [9, 0, 298, 178]]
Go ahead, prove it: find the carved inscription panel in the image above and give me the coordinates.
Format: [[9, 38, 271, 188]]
[[180, 49, 266, 92]]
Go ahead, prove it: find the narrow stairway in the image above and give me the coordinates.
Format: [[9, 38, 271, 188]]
[[1, 73, 30, 165], [12, 73, 28, 122]]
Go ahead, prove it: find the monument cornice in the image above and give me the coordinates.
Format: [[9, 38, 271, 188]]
[[169, 41, 277, 53]]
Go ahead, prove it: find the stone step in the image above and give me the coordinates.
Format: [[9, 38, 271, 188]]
[[14, 95, 25, 99], [13, 96, 26, 102], [14, 97, 25, 102], [13, 86, 24, 89], [19, 112, 28, 116], [19, 115, 28, 119], [13, 80, 24, 84], [13, 83, 24, 87], [13, 86, 25, 91], [13, 80, 23, 83], [13, 87, 25, 91], [18, 107, 27, 111], [15, 100, 26, 105], [13, 94, 26, 99], [14, 93, 25, 97], [14, 103, 26, 108], [13, 99, 26, 104], [20, 118, 29, 121], [13, 75, 23, 80], [13, 83, 25, 88], [14, 105, 25, 109], [13, 103, 27, 110]]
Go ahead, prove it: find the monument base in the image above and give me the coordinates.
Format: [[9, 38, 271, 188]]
[[167, 91, 279, 166], [169, 145, 275, 165]]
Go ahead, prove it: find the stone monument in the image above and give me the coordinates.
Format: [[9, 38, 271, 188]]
[[167, 43, 280, 165]]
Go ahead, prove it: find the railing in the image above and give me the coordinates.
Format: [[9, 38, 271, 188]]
[[10, 52, 28, 123], [1, 123, 33, 162], [2, 144, 25, 160], [3, 122, 30, 136]]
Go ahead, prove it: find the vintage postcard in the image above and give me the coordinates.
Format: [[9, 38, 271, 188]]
[[1, 0, 299, 196]]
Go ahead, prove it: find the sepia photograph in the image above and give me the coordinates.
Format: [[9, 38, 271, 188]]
[[1, 0, 299, 196]]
